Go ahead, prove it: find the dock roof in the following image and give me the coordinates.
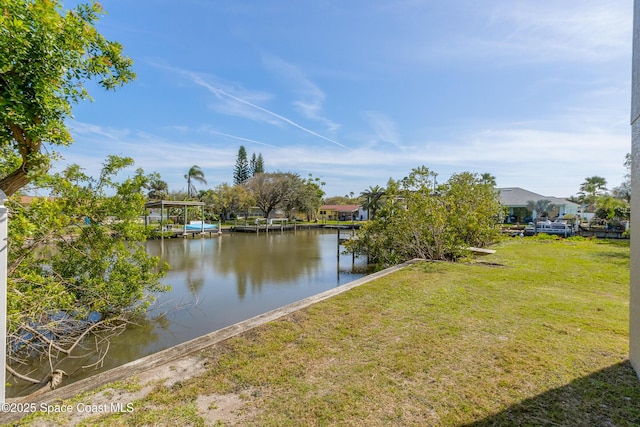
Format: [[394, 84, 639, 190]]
[[144, 200, 204, 209]]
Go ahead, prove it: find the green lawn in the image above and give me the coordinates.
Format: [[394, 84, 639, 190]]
[[16, 237, 640, 426]]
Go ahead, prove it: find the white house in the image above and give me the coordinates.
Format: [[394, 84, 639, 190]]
[[498, 187, 579, 223]]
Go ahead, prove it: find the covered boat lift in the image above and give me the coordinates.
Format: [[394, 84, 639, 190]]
[[144, 200, 214, 238]]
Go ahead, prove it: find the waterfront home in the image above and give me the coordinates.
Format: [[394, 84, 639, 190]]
[[498, 187, 579, 223], [318, 204, 366, 222]]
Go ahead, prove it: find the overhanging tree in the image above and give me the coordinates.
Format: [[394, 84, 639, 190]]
[[6, 156, 169, 383], [0, 0, 135, 196]]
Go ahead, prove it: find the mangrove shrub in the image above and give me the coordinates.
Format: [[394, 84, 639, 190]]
[[6, 156, 168, 372], [346, 167, 504, 269]]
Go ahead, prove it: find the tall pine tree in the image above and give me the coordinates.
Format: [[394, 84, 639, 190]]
[[234, 146, 250, 184], [255, 153, 265, 174], [250, 152, 265, 176]]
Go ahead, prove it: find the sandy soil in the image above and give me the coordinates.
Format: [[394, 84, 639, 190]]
[[26, 355, 251, 426]]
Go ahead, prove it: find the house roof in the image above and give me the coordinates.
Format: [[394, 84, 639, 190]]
[[18, 195, 55, 204], [144, 200, 204, 209], [498, 187, 578, 207], [319, 204, 361, 212]]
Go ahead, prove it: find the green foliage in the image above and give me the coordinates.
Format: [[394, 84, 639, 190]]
[[245, 171, 304, 218], [346, 167, 503, 268], [250, 152, 265, 176], [578, 176, 608, 212], [233, 146, 250, 185], [146, 172, 169, 200], [324, 195, 359, 205], [0, 0, 135, 196], [526, 199, 555, 219], [7, 156, 169, 339], [612, 153, 632, 203], [298, 174, 325, 220], [359, 185, 385, 220], [595, 194, 630, 224], [206, 182, 254, 220], [530, 233, 560, 241], [184, 165, 206, 199]]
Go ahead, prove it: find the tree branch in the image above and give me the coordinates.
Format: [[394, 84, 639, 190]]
[[6, 365, 40, 385]]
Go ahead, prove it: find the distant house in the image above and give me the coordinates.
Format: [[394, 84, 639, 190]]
[[498, 187, 579, 223], [318, 204, 366, 221], [18, 195, 55, 205]]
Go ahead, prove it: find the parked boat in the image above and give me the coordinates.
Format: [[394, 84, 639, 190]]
[[185, 221, 218, 231], [524, 220, 574, 237]]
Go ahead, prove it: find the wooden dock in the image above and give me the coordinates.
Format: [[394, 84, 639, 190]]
[[148, 228, 222, 239], [147, 222, 361, 238], [323, 224, 362, 230], [232, 223, 323, 233], [578, 228, 628, 239]]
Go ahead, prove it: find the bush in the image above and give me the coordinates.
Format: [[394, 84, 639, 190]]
[[346, 167, 504, 269]]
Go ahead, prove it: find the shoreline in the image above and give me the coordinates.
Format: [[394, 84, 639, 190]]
[[0, 259, 420, 424]]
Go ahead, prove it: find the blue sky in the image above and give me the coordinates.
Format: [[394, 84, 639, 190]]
[[60, 1, 632, 198]]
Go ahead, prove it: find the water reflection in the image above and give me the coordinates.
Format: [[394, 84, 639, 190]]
[[8, 229, 366, 397], [149, 230, 366, 338]]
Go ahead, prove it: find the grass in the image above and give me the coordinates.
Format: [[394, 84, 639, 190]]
[[12, 237, 640, 426]]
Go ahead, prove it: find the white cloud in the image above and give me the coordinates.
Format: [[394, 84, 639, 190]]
[[206, 130, 278, 148], [69, 122, 131, 140], [262, 53, 341, 133], [361, 111, 403, 149], [477, 2, 631, 63], [63, 114, 629, 199], [188, 72, 350, 149], [190, 75, 282, 126], [388, 2, 631, 66]]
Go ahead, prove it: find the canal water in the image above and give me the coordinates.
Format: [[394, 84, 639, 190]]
[[9, 229, 367, 397]]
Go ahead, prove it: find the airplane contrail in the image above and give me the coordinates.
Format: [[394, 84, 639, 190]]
[[209, 130, 278, 148], [193, 76, 350, 150]]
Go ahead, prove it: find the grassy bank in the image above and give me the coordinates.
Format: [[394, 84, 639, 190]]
[[16, 237, 640, 426]]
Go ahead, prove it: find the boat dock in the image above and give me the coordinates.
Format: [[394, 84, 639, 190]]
[[232, 223, 322, 233], [231, 223, 361, 234], [150, 228, 222, 239], [147, 221, 362, 239]]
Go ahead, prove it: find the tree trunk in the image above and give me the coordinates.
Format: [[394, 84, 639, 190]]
[[1, 130, 42, 197], [0, 166, 30, 197]]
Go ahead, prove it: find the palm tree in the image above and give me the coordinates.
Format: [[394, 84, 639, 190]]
[[579, 176, 607, 212], [147, 176, 169, 200], [480, 173, 497, 187], [360, 185, 385, 220], [184, 165, 207, 198], [526, 199, 555, 220]]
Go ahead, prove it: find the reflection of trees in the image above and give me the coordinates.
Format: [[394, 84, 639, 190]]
[[187, 277, 205, 294], [146, 230, 324, 300], [214, 232, 323, 298], [146, 239, 206, 295]]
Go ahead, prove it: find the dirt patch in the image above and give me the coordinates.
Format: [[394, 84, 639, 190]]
[[31, 355, 210, 426], [195, 389, 259, 425]]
